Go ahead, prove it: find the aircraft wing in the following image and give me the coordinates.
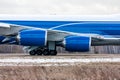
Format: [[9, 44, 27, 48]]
[[0, 22, 27, 36], [0, 22, 11, 28], [47, 29, 103, 41], [47, 29, 120, 46], [0, 22, 70, 41], [0, 22, 32, 44]]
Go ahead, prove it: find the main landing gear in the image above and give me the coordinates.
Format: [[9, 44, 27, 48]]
[[29, 41, 57, 56], [29, 48, 57, 56]]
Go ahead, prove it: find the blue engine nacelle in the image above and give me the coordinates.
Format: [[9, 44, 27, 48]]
[[0, 36, 5, 42], [63, 36, 91, 52], [0, 36, 5, 44], [17, 30, 47, 46]]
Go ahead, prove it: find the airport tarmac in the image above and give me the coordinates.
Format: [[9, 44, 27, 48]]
[[0, 53, 120, 66]]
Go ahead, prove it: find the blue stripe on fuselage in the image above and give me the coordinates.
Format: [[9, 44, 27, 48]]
[[51, 21, 120, 35], [0, 20, 120, 37], [0, 20, 80, 29]]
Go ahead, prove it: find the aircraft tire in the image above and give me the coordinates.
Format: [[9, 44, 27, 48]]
[[36, 50, 42, 55], [50, 50, 57, 56], [43, 49, 50, 56], [29, 50, 36, 55]]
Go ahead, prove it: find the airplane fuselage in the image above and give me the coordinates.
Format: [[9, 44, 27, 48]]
[[0, 15, 120, 38]]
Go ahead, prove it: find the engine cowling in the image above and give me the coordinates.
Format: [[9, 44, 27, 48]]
[[63, 36, 91, 52], [0, 36, 5, 42], [0, 36, 5, 44], [17, 30, 47, 46]]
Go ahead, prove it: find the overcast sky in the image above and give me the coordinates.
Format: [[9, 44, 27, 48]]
[[0, 0, 120, 15]]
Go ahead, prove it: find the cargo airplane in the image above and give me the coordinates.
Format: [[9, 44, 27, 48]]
[[0, 14, 120, 55]]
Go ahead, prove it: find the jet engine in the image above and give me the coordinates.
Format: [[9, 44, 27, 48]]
[[63, 36, 91, 52], [17, 29, 47, 46], [0, 36, 5, 44], [0, 36, 5, 42]]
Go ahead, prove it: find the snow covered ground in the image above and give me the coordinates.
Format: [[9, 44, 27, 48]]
[[0, 54, 120, 66]]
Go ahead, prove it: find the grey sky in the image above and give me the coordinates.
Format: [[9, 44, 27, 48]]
[[0, 0, 119, 15]]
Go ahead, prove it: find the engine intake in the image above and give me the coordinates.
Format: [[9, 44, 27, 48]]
[[63, 36, 91, 52], [17, 30, 47, 46]]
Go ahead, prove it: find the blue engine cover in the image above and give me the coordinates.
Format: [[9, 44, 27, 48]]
[[0, 36, 5, 44], [19, 30, 47, 46], [64, 36, 91, 52]]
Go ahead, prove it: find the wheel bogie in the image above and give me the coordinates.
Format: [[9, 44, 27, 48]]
[[29, 47, 57, 56]]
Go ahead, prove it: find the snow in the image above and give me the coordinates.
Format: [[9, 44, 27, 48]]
[[0, 57, 119, 66]]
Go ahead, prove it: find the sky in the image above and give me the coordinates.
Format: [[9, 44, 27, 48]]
[[0, 0, 119, 15]]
